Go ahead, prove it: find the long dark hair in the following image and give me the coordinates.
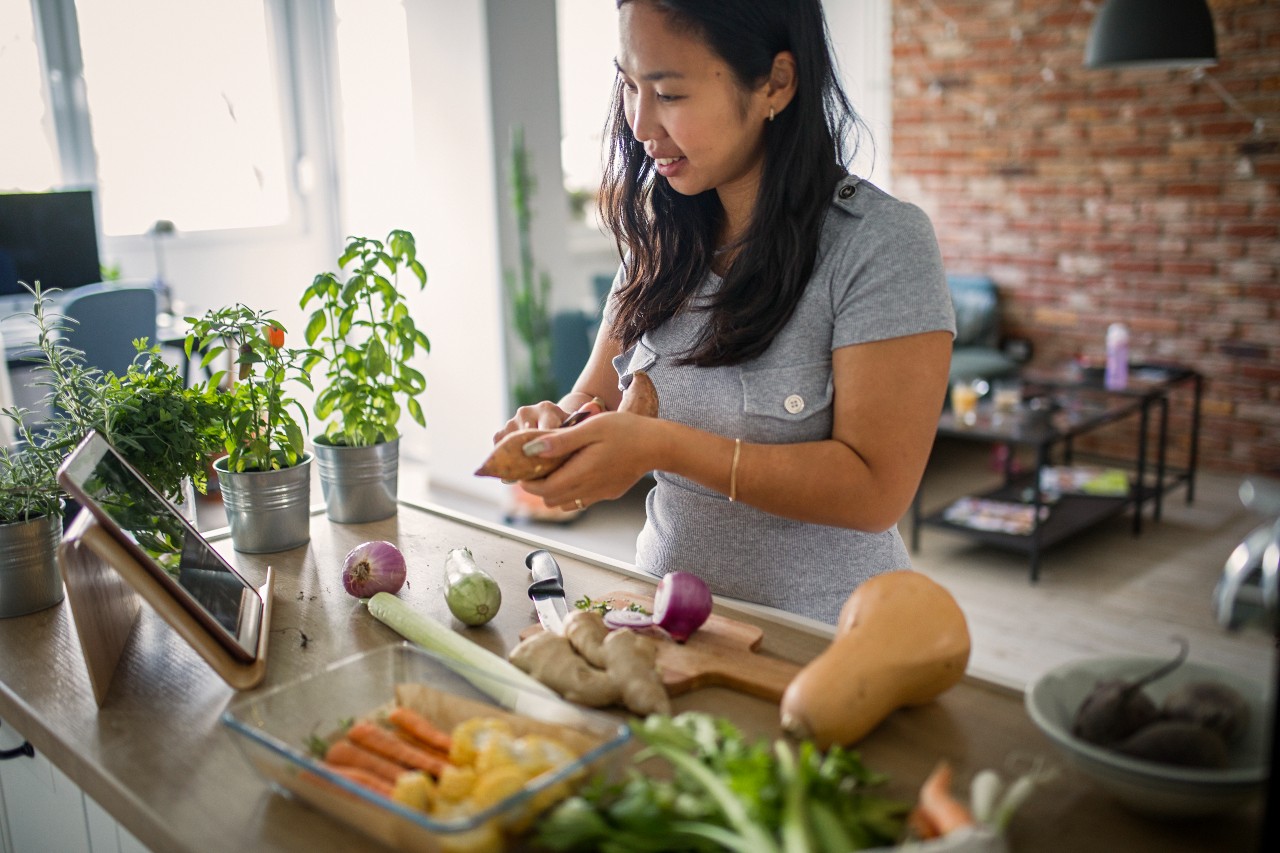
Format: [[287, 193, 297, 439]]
[[603, 0, 862, 366]]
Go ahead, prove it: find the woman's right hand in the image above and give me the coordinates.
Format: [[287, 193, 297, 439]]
[[492, 402, 572, 443]]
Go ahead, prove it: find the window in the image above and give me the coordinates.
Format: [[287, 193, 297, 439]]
[[332, 0, 417, 240], [553, 0, 894, 201], [556, 0, 618, 203], [0, 0, 60, 190], [74, 0, 292, 235]]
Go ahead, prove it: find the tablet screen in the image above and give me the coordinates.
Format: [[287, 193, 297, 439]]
[[59, 432, 262, 661]]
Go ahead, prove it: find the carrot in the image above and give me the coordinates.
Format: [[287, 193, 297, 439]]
[[348, 721, 450, 777], [321, 763, 395, 798], [915, 761, 976, 838], [325, 738, 408, 784], [389, 706, 453, 753]]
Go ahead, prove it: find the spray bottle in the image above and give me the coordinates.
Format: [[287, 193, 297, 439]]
[[1105, 322, 1129, 391]]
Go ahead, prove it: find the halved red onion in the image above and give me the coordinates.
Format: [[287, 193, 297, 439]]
[[652, 571, 712, 642]]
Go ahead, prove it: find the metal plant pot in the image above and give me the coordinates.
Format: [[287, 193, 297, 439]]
[[313, 436, 399, 524], [0, 514, 63, 618], [215, 453, 313, 553]]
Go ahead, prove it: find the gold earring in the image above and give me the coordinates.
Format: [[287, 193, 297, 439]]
[[768, 106, 775, 122]]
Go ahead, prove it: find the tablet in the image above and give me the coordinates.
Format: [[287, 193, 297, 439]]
[[58, 431, 263, 663]]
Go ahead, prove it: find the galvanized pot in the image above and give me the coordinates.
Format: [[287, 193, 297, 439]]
[[0, 514, 63, 618], [214, 453, 313, 553], [313, 436, 399, 524]]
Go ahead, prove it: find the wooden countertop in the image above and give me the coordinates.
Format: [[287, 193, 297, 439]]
[[0, 501, 1261, 852]]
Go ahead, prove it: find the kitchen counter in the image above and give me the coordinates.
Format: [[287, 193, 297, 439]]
[[0, 500, 1261, 852]]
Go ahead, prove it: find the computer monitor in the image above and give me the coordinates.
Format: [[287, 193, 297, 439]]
[[0, 189, 103, 298]]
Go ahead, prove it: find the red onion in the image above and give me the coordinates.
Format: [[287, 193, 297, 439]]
[[652, 571, 713, 642], [342, 540, 407, 598], [603, 609, 655, 630]]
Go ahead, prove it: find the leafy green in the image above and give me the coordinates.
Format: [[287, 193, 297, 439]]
[[534, 713, 905, 852], [300, 230, 429, 447], [574, 595, 650, 616]]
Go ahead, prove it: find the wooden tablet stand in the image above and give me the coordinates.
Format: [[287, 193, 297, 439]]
[[58, 511, 274, 706]]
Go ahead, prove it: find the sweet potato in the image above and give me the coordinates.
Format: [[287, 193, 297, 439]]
[[618, 370, 658, 417], [475, 371, 660, 481], [474, 428, 562, 481]]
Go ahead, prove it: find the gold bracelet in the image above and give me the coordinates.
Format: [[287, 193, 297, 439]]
[[728, 438, 742, 502]]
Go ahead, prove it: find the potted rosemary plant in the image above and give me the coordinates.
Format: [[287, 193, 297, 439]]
[[1, 282, 226, 615], [0, 417, 64, 618], [186, 304, 315, 552], [300, 229, 429, 522]]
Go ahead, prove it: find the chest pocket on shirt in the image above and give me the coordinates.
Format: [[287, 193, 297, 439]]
[[613, 341, 658, 392], [741, 363, 833, 422]]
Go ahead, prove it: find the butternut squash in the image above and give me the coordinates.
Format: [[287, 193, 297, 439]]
[[779, 570, 970, 748]]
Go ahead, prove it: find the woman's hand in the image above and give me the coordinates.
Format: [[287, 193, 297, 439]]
[[516, 412, 659, 511], [492, 401, 572, 443]]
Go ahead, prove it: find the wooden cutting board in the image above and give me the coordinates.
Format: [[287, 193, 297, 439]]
[[520, 590, 802, 702]]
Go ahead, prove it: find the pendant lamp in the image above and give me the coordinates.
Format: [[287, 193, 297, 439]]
[[1085, 0, 1218, 69]]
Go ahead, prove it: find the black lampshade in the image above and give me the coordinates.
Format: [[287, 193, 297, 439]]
[[1085, 0, 1218, 69]]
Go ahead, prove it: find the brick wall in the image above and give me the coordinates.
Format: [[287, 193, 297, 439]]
[[891, 0, 1279, 474]]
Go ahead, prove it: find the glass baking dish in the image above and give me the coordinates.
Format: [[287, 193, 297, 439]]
[[222, 642, 630, 853]]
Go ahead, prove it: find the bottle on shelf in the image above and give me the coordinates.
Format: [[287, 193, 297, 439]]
[[1105, 322, 1129, 391]]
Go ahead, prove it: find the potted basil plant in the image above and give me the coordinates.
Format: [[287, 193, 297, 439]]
[[186, 305, 315, 552], [300, 230, 429, 523]]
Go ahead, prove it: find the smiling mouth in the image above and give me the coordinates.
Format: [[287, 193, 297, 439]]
[[654, 157, 684, 166]]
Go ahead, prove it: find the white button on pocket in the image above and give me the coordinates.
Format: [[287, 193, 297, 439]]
[[784, 394, 805, 414]]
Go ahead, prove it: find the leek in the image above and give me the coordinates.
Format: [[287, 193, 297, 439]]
[[367, 592, 556, 705]]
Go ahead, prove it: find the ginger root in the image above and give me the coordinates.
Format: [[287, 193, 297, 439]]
[[563, 610, 611, 669], [508, 631, 619, 707], [599, 628, 670, 716], [509, 610, 670, 716]]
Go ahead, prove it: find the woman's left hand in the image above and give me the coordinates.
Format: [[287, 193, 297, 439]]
[[516, 412, 659, 511]]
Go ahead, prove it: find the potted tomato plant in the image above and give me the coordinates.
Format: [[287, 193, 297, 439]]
[[300, 229, 429, 523], [186, 304, 315, 552]]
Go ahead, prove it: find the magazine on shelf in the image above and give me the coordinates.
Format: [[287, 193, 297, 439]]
[[1039, 465, 1130, 500], [942, 497, 1050, 536]]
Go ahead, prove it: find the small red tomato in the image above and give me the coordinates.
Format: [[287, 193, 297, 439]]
[[266, 326, 285, 348]]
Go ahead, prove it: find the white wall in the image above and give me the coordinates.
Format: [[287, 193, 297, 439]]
[[403, 0, 508, 503]]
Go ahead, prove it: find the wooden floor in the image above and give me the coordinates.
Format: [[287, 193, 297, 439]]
[[422, 441, 1276, 694]]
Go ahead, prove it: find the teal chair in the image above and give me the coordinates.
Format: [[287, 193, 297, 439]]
[[59, 281, 157, 378], [947, 274, 1029, 385]]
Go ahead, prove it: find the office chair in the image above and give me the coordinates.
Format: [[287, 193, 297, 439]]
[[59, 282, 158, 378]]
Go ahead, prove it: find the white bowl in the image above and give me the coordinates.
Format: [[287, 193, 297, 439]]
[[1025, 656, 1272, 818]]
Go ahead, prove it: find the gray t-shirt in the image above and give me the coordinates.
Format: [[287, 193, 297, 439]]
[[610, 177, 956, 625]]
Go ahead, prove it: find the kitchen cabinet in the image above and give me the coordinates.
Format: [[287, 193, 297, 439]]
[[1, 715, 150, 853]]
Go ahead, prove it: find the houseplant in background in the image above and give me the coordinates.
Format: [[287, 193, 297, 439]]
[[501, 125, 579, 524], [300, 229, 429, 523], [186, 304, 315, 553]]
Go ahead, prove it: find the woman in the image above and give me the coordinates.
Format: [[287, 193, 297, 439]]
[[495, 0, 954, 624]]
